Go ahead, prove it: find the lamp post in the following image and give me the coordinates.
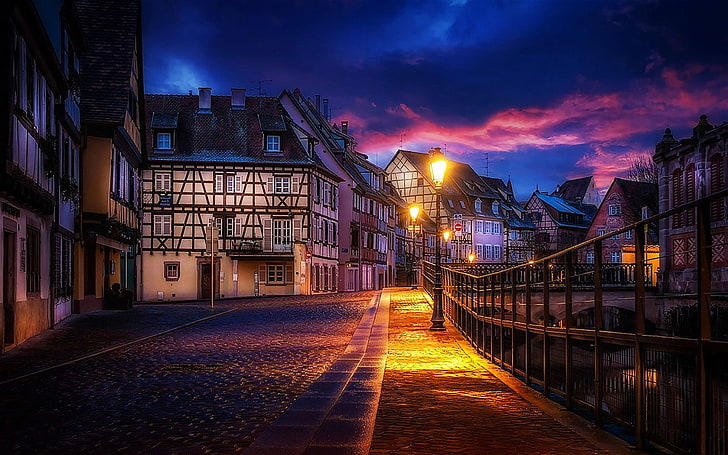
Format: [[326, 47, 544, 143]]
[[409, 205, 420, 289], [442, 229, 451, 264], [429, 147, 447, 331]]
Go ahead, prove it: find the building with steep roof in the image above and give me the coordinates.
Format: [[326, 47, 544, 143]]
[[653, 115, 728, 294], [73, 0, 144, 312], [583, 178, 659, 283], [281, 89, 396, 291], [525, 190, 596, 258], [141, 89, 342, 300], [552, 176, 601, 206], [1, 0, 84, 349]]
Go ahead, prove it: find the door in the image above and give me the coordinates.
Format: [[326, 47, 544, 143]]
[[198, 261, 220, 299], [3, 230, 16, 346]]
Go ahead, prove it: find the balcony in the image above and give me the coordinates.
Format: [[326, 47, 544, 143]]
[[224, 238, 293, 256]]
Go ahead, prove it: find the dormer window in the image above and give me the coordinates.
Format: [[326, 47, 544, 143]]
[[157, 132, 171, 149], [492, 201, 500, 215], [474, 199, 482, 213], [266, 135, 281, 152]]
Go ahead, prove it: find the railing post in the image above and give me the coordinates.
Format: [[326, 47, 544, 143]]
[[564, 251, 573, 410], [543, 259, 550, 397], [634, 225, 647, 450], [696, 199, 712, 455], [594, 239, 604, 427], [525, 263, 532, 385]]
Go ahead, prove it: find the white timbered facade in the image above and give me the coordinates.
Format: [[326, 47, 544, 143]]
[[141, 89, 340, 301]]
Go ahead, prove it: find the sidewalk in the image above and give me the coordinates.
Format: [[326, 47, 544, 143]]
[[246, 288, 633, 455]]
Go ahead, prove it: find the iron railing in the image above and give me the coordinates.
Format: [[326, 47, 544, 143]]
[[423, 188, 728, 454]]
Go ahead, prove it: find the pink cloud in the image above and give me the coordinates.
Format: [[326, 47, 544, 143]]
[[335, 65, 728, 193]]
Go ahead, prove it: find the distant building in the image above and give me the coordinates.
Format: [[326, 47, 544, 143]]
[[525, 181, 597, 258], [281, 89, 394, 291], [141, 89, 341, 301], [552, 176, 602, 206], [583, 178, 659, 284], [653, 115, 728, 294]]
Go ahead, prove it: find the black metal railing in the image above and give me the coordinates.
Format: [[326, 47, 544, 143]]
[[423, 188, 728, 454]]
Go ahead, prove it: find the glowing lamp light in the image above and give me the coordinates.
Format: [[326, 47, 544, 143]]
[[468, 252, 475, 263], [409, 205, 420, 221], [429, 147, 447, 189], [442, 230, 451, 242]]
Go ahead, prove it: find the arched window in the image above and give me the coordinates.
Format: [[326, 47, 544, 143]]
[[710, 154, 726, 221], [672, 168, 683, 228]]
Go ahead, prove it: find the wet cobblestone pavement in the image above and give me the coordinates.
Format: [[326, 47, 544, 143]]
[[0, 289, 633, 455], [369, 290, 621, 455], [0, 292, 374, 454]]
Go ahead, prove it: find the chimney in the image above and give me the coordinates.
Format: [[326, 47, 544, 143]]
[[198, 87, 211, 112], [341, 120, 348, 135], [323, 98, 329, 121], [231, 88, 246, 109]]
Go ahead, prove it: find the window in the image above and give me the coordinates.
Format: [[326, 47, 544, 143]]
[[459, 200, 466, 209], [266, 135, 281, 152], [273, 219, 292, 252], [275, 176, 290, 193], [610, 251, 622, 263], [710, 154, 726, 221], [474, 200, 482, 213], [26, 226, 41, 293], [267, 264, 285, 283], [156, 132, 171, 149], [215, 174, 224, 193], [672, 169, 683, 228], [153, 214, 172, 236], [625, 230, 633, 240], [608, 204, 621, 216], [154, 172, 171, 192], [610, 232, 620, 240], [685, 164, 696, 226], [586, 252, 595, 264], [493, 245, 501, 259], [484, 221, 492, 234], [475, 220, 483, 234], [164, 262, 180, 281], [476, 244, 483, 257], [485, 244, 493, 259], [448, 200, 454, 208], [492, 201, 500, 215], [225, 218, 241, 237], [493, 222, 501, 235], [597, 228, 606, 237], [417, 177, 424, 186]]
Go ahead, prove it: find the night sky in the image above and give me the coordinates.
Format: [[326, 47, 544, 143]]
[[142, 0, 728, 200]]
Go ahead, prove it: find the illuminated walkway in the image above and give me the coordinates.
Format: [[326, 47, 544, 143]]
[[248, 288, 633, 454]]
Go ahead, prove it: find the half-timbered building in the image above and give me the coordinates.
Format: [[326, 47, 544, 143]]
[[75, 0, 144, 312], [141, 89, 341, 301], [1, 0, 82, 349], [280, 89, 392, 291]]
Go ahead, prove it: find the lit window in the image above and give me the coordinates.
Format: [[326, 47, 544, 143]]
[[610, 251, 622, 263], [266, 135, 281, 152], [597, 228, 606, 237], [156, 132, 171, 149], [586, 252, 594, 264], [164, 262, 180, 281], [625, 230, 633, 240]]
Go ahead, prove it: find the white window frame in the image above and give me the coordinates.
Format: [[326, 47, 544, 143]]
[[274, 176, 291, 194], [610, 251, 622, 263], [484, 221, 492, 234], [156, 132, 171, 149], [273, 219, 292, 252], [266, 135, 281, 152], [154, 172, 171, 192], [153, 214, 172, 236], [474, 199, 482, 213], [164, 262, 180, 281], [493, 222, 501, 235], [475, 220, 483, 234]]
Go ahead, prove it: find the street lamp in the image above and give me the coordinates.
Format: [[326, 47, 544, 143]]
[[442, 230, 452, 263], [429, 147, 447, 331], [468, 252, 475, 263], [409, 205, 420, 289]]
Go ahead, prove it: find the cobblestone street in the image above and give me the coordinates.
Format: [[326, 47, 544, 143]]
[[0, 292, 374, 454], [0, 289, 635, 455]]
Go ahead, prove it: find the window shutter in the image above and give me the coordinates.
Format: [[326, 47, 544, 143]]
[[258, 264, 267, 284], [293, 218, 302, 241], [285, 265, 294, 283], [235, 218, 242, 236], [235, 175, 242, 193], [331, 186, 337, 209], [263, 218, 272, 251], [292, 177, 299, 194], [267, 177, 274, 193]]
